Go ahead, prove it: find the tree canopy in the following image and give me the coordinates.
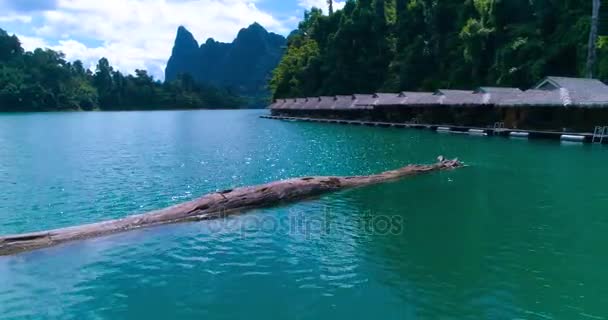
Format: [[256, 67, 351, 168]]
[[271, 0, 607, 99], [0, 28, 244, 112]]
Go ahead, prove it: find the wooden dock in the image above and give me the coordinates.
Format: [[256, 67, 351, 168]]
[[260, 115, 603, 144]]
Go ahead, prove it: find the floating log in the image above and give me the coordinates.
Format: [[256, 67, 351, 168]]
[[0, 158, 463, 256]]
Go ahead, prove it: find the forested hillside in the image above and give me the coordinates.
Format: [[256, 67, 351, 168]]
[[271, 0, 603, 98], [0, 29, 244, 112]]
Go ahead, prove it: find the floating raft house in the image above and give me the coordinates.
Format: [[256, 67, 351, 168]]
[[268, 77, 608, 135]]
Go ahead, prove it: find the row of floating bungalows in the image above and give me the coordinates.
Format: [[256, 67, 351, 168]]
[[268, 77, 608, 132]]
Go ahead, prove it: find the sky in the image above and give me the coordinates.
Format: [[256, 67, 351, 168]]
[[0, 0, 345, 80]]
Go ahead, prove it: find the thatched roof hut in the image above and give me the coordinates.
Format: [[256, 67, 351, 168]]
[[397, 92, 438, 106], [267, 99, 281, 109], [269, 100, 278, 109], [278, 98, 294, 109], [533, 76, 608, 107], [374, 93, 407, 106], [300, 97, 319, 109], [536, 76, 607, 92], [496, 77, 608, 107], [433, 89, 485, 106], [476, 87, 523, 94], [473, 87, 523, 104], [497, 89, 569, 107], [285, 98, 305, 110], [352, 94, 377, 109], [317, 96, 336, 110], [269, 76, 608, 110], [333, 95, 357, 109]]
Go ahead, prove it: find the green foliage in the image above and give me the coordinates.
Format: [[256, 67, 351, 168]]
[[271, 0, 599, 98], [0, 29, 244, 112], [269, 36, 320, 98], [0, 29, 23, 61]]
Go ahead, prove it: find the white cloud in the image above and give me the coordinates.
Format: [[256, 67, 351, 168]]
[[5, 0, 352, 80], [0, 15, 33, 23], [0, 0, 59, 12], [297, 0, 345, 12], [9, 0, 293, 80], [17, 35, 168, 80], [16, 34, 50, 50]]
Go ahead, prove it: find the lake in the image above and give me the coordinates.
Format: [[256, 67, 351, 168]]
[[1, 110, 608, 319]]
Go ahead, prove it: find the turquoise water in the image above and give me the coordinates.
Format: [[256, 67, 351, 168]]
[[1, 110, 608, 319]]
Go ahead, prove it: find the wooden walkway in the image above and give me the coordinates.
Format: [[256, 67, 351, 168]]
[[260, 115, 604, 144]]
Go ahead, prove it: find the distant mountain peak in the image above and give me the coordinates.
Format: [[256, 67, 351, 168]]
[[165, 23, 286, 107], [246, 22, 265, 31], [173, 26, 198, 53], [234, 23, 267, 40]]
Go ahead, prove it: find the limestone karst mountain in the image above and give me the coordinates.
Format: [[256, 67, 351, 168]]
[[165, 23, 286, 107]]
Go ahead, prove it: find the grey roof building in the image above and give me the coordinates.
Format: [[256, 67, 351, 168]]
[[434, 89, 485, 106], [268, 99, 282, 109], [317, 96, 336, 110], [333, 95, 357, 109], [269, 76, 608, 110], [498, 89, 567, 107], [352, 94, 377, 109], [499, 77, 608, 107], [398, 92, 438, 106], [280, 98, 295, 109], [476, 87, 523, 94], [287, 98, 306, 110], [299, 97, 318, 110], [373, 93, 407, 106], [474, 87, 523, 105]]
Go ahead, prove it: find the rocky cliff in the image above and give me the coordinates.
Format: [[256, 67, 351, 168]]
[[165, 23, 286, 107]]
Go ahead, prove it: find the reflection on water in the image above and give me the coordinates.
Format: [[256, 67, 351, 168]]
[[1, 110, 608, 319]]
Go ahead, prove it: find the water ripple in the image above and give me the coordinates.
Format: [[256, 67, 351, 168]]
[[1, 111, 608, 319]]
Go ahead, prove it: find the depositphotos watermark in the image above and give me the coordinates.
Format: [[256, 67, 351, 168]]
[[202, 207, 405, 238]]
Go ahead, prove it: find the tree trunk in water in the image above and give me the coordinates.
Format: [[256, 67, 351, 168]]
[[587, 0, 601, 78], [0, 158, 462, 256]]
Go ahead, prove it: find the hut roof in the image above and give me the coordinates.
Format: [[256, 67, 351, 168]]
[[352, 94, 377, 109], [497, 89, 568, 107], [473, 87, 522, 104], [270, 77, 608, 110], [475, 87, 522, 94], [373, 93, 407, 106], [301, 97, 320, 109], [435, 89, 484, 106], [279, 98, 295, 109], [315, 96, 335, 110], [399, 92, 438, 105], [333, 95, 356, 109], [286, 98, 306, 110], [533, 76, 608, 106], [535, 76, 607, 92], [267, 99, 279, 109]]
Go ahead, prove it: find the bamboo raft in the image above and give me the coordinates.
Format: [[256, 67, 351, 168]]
[[0, 158, 462, 256]]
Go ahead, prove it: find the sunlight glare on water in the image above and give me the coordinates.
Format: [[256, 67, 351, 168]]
[[1, 110, 608, 319]]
